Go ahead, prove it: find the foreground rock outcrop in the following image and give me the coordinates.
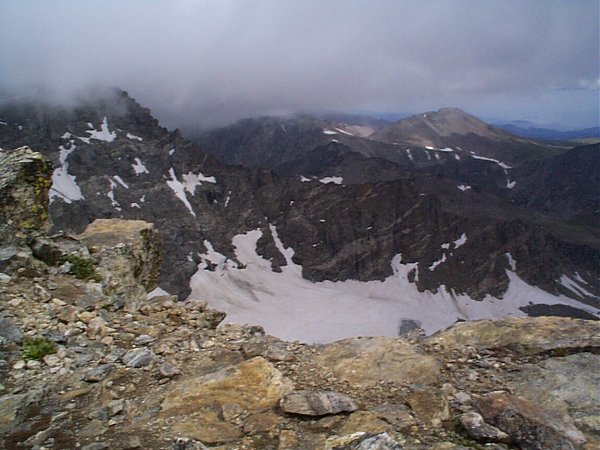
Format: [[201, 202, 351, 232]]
[[0, 149, 599, 449]]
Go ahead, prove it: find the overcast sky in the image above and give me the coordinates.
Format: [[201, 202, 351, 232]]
[[1, 0, 598, 129]]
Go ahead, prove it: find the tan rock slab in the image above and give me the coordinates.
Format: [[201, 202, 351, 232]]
[[316, 337, 440, 387]]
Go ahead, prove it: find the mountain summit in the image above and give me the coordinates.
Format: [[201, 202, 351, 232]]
[[370, 107, 519, 148]]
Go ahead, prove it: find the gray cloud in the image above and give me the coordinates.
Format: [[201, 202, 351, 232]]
[[1, 0, 598, 129]]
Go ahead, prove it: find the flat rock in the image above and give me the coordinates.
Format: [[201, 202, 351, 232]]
[[509, 353, 600, 434], [427, 317, 600, 355], [122, 348, 156, 368], [316, 337, 440, 387], [475, 391, 587, 450], [280, 390, 357, 416], [0, 317, 23, 343], [160, 357, 292, 443]]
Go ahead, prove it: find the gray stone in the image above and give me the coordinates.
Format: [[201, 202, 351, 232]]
[[158, 363, 181, 378], [0, 317, 23, 343], [81, 443, 109, 450], [171, 437, 209, 450], [280, 390, 357, 416], [133, 334, 155, 346], [326, 432, 402, 450], [475, 392, 587, 450], [84, 364, 114, 382], [460, 411, 511, 444], [122, 348, 156, 368]]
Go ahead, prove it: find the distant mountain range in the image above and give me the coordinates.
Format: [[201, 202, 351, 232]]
[[496, 123, 600, 141]]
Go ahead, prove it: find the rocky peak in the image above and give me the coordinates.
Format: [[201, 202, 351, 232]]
[[0, 146, 52, 245]]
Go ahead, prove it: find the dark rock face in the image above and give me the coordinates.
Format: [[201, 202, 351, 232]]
[[0, 90, 598, 314]]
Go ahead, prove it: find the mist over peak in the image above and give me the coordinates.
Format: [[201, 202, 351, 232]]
[[1, 0, 598, 130]]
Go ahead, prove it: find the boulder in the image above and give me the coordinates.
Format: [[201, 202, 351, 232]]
[[475, 391, 587, 450], [280, 390, 357, 416], [325, 432, 402, 450], [426, 317, 600, 355], [77, 219, 162, 298], [316, 337, 440, 387]]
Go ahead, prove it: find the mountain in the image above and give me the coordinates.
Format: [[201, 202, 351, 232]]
[[497, 123, 600, 141], [1, 91, 598, 342]]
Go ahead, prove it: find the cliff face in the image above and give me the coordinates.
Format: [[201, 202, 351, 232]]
[[0, 92, 598, 335], [0, 152, 598, 449]]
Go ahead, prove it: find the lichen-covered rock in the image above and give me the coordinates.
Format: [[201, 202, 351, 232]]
[[0, 146, 51, 245], [280, 390, 357, 416], [475, 391, 587, 450], [426, 317, 600, 355], [316, 337, 440, 387], [77, 219, 161, 298]]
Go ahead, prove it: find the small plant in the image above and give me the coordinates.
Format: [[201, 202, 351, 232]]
[[60, 254, 102, 282], [22, 337, 57, 361]]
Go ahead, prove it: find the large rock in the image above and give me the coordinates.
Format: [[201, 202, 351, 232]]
[[475, 392, 587, 450], [280, 390, 357, 416], [160, 357, 292, 443], [0, 147, 51, 245], [316, 337, 440, 387], [510, 353, 600, 435], [0, 317, 23, 344], [77, 219, 161, 298], [426, 317, 600, 355], [325, 432, 402, 450]]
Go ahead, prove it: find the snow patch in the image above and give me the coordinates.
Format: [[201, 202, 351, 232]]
[[113, 175, 129, 189], [166, 168, 196, 216], [429, 253, 447, 271], [506, 179, 517, 189], [406, 149, 413, 161], [453, 233, 467, 249], [457, 185, 471, 191], [126, 132, 143, 141], [132, 157, 149, 175], [49, 140, 85, 204], [169, 148, 175, 156], [181, 171, 217, 195], [454, 154, 461, 161], [106, 178, 121, 211], [147, 287, 171, 299], [560, 275, 596, 298], [471, 154, 512, 169], [86, 117, 116, 142], [335, 127, 353, 136], [319, 176, 343, 185], [425, 145, 434, 150], [130, 203, 141, 209], [189, 231, 599, 343], [300, 175, 312, 182], [322, 130, 337, 135]]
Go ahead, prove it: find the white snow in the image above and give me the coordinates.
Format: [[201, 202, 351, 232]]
[[300, 175, 312, 182], [322, 130, 338, 135], [453, 233, 467, 249], [437, 147, 454, 152], [457, 185, 471, 191], [506, 179, 517, 189], [429, 253, 447, 271], [132, 157, 149, 175], [49, 140, 85, 204], [434, 153, 440, 160], [139, 194, 146, 203], [86, 117, 116, 142], [169, 148, 175, 156], [406, 149, 413, 161], [560, 275, 596, 298], [454, 154, 461, 161], [471, 154, 512, 169], [61, 132, 72, 139], [335, 127, 353, 136], [425, 151, 431, 160], [130, 203, 141, 209], [166, 168, 196, 216], [147, 287, 171, 299], [319, 176, 343, 185], [126, 132, 143, 141], [189, 231, 599, 343], [0, 121, 7, 126], [113, 175, 129, 189], [425, 146, 434, 150], [182, 171, 217, 194], [106, 178, 121, 211], [224, 193, 232, 208]]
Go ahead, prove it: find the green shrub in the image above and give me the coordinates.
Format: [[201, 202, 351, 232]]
[[60, 254, 102, 282], [23, 337, 57, 360]]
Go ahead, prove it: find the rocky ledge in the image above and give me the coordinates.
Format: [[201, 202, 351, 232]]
[[0, 147, 599, 450]]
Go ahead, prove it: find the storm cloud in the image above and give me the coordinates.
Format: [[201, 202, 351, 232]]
[[1, 0, 598, 129]]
